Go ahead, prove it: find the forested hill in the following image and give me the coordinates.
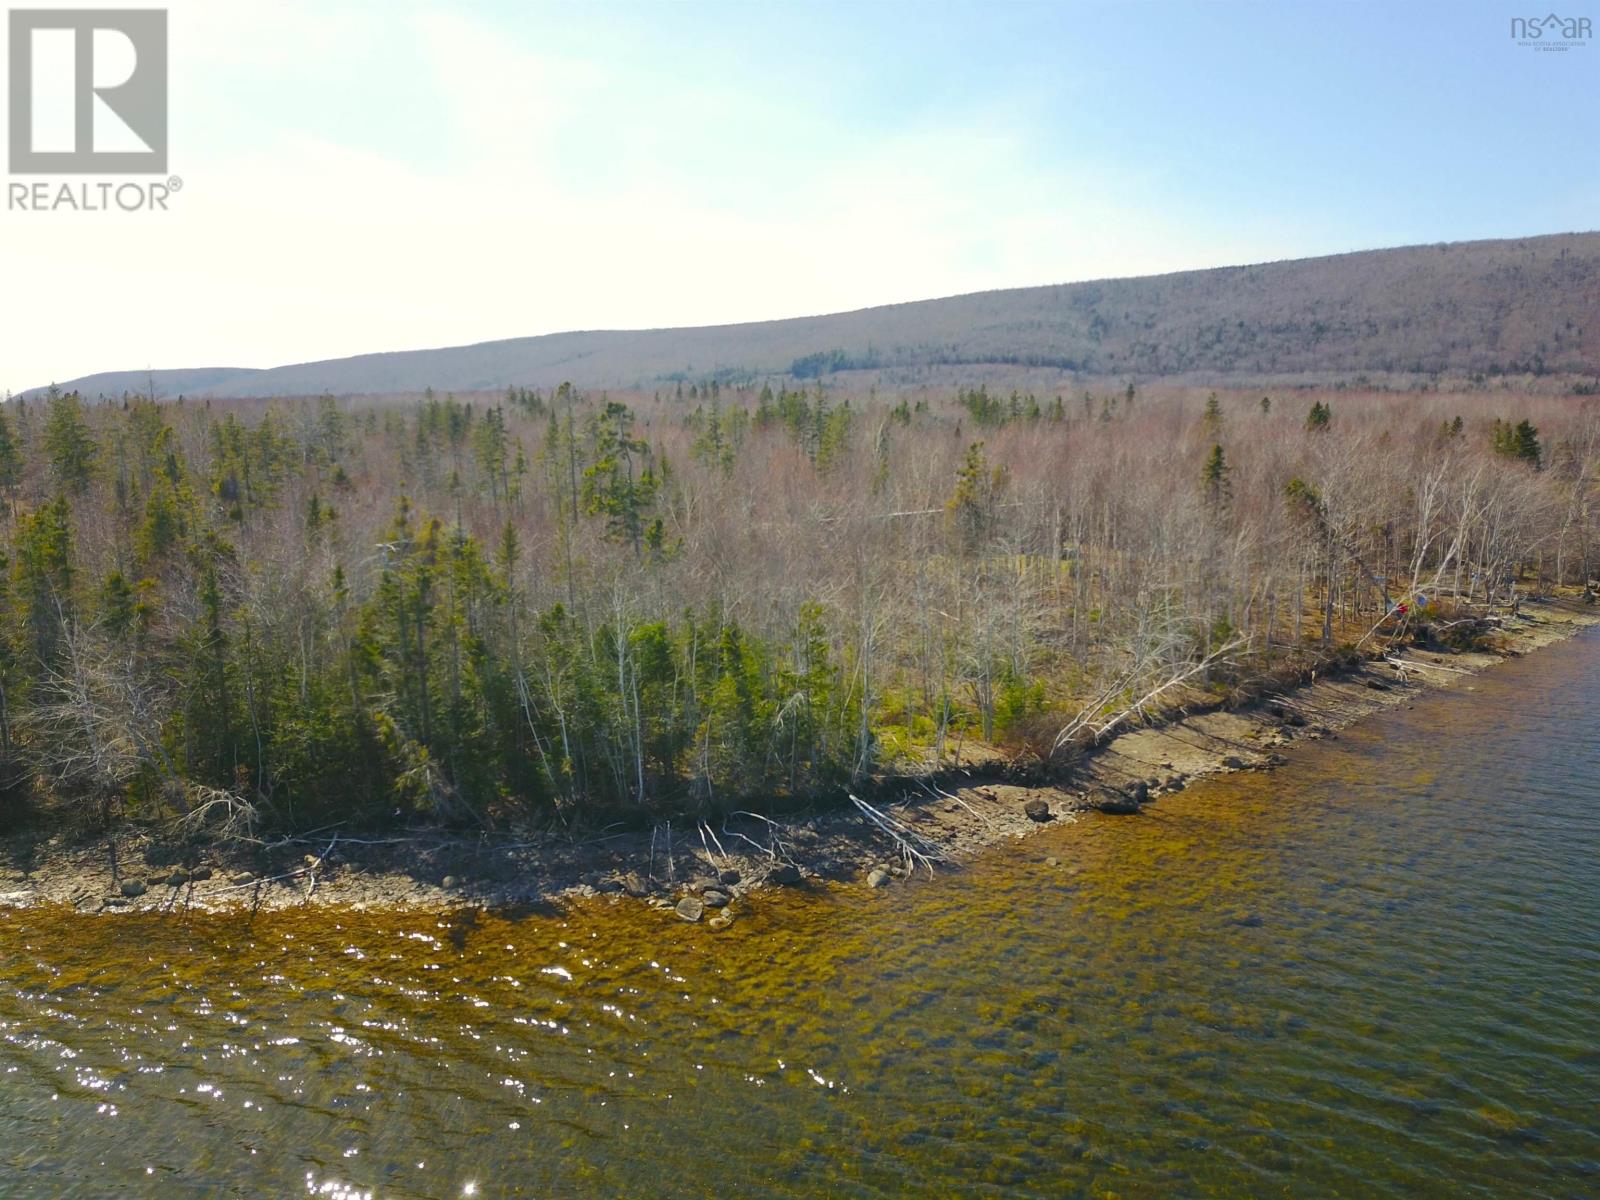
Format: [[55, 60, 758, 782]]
[[34, 232, 1600, 399]]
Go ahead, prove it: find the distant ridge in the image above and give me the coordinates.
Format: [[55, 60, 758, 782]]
[[28, 232, 1600, 399]]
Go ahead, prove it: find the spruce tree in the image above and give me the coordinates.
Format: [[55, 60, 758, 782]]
[[43, 390, 97, 495], [0, 405, 20, 517], [1201, 444, 1231, 508]]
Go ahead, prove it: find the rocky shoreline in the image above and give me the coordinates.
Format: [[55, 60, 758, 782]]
[[2, 597, 1596, 922]]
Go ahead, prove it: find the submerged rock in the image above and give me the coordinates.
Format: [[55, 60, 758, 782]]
[[708, 911, 734, 932], [867, 868, 890, 889], [674, 896, 705, 922], [1023, 798, 1052, 822], [701, 888, 731, 908], [768, 864, 803, 886], [621, 871, 649, 898]]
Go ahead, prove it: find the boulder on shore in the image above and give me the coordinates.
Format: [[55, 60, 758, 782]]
[[1092, 789, 1142, 815], [1023, 798, 1052, 822], [768, 864, 803, 886], [867, 868, 890, 889], [674, 896, 705, 923]]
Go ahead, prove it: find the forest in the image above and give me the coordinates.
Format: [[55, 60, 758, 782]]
[[0, 380, 1595, 840]]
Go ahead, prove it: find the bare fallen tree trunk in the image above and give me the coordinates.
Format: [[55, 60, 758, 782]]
[[1052, 635, 1246, 759]]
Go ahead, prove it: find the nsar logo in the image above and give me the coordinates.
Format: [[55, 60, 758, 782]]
[[1510, 12, 1592, 50]]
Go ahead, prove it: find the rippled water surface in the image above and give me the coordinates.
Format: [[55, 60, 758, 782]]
[[4, 632, 1599, 1199]]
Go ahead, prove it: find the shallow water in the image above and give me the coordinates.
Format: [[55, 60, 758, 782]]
[[3, 632, 1598, 1199]]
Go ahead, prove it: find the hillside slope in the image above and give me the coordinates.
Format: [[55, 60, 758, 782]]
[[34, 232, 1600, 399]]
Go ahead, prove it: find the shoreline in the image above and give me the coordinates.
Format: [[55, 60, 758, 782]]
[[3, 597, 1596, 920]]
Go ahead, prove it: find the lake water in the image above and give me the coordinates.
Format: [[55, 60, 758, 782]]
[[3, 630, 1598, 1199]]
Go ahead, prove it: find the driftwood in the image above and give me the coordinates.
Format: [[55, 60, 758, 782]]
[[1052, 637, 1246, 758], [171, 785, 259, 843], [1384, 654, 1473, 676], [728, 810, 800, 866], [849, 793, 941, 874]]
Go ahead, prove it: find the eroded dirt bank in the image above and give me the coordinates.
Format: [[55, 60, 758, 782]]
[[3, 598, 1596, 921]]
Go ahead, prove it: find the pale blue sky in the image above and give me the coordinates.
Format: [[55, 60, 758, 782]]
[[5, 0, 1596, 388]]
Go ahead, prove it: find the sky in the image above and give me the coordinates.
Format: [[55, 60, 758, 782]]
[[1, 0, 1596, 391]]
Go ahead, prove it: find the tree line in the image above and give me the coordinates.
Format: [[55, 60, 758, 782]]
[[0, 381, 1594, 836]]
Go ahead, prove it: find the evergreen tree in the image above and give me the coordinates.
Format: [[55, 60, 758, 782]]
[[816, 399, 854, 474], [946, 441, 1007, 553], [475, 405, 510, 503], [582, 401, 658, 557], [0, 405, 20, 517], [14, 495, 74, 664], [754, 384, 776, 428], [1201, 443, 1231, 508], [1492, 417, 1541, 466], [43, 391, 97, 494], [135, 474, 187, 566]]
